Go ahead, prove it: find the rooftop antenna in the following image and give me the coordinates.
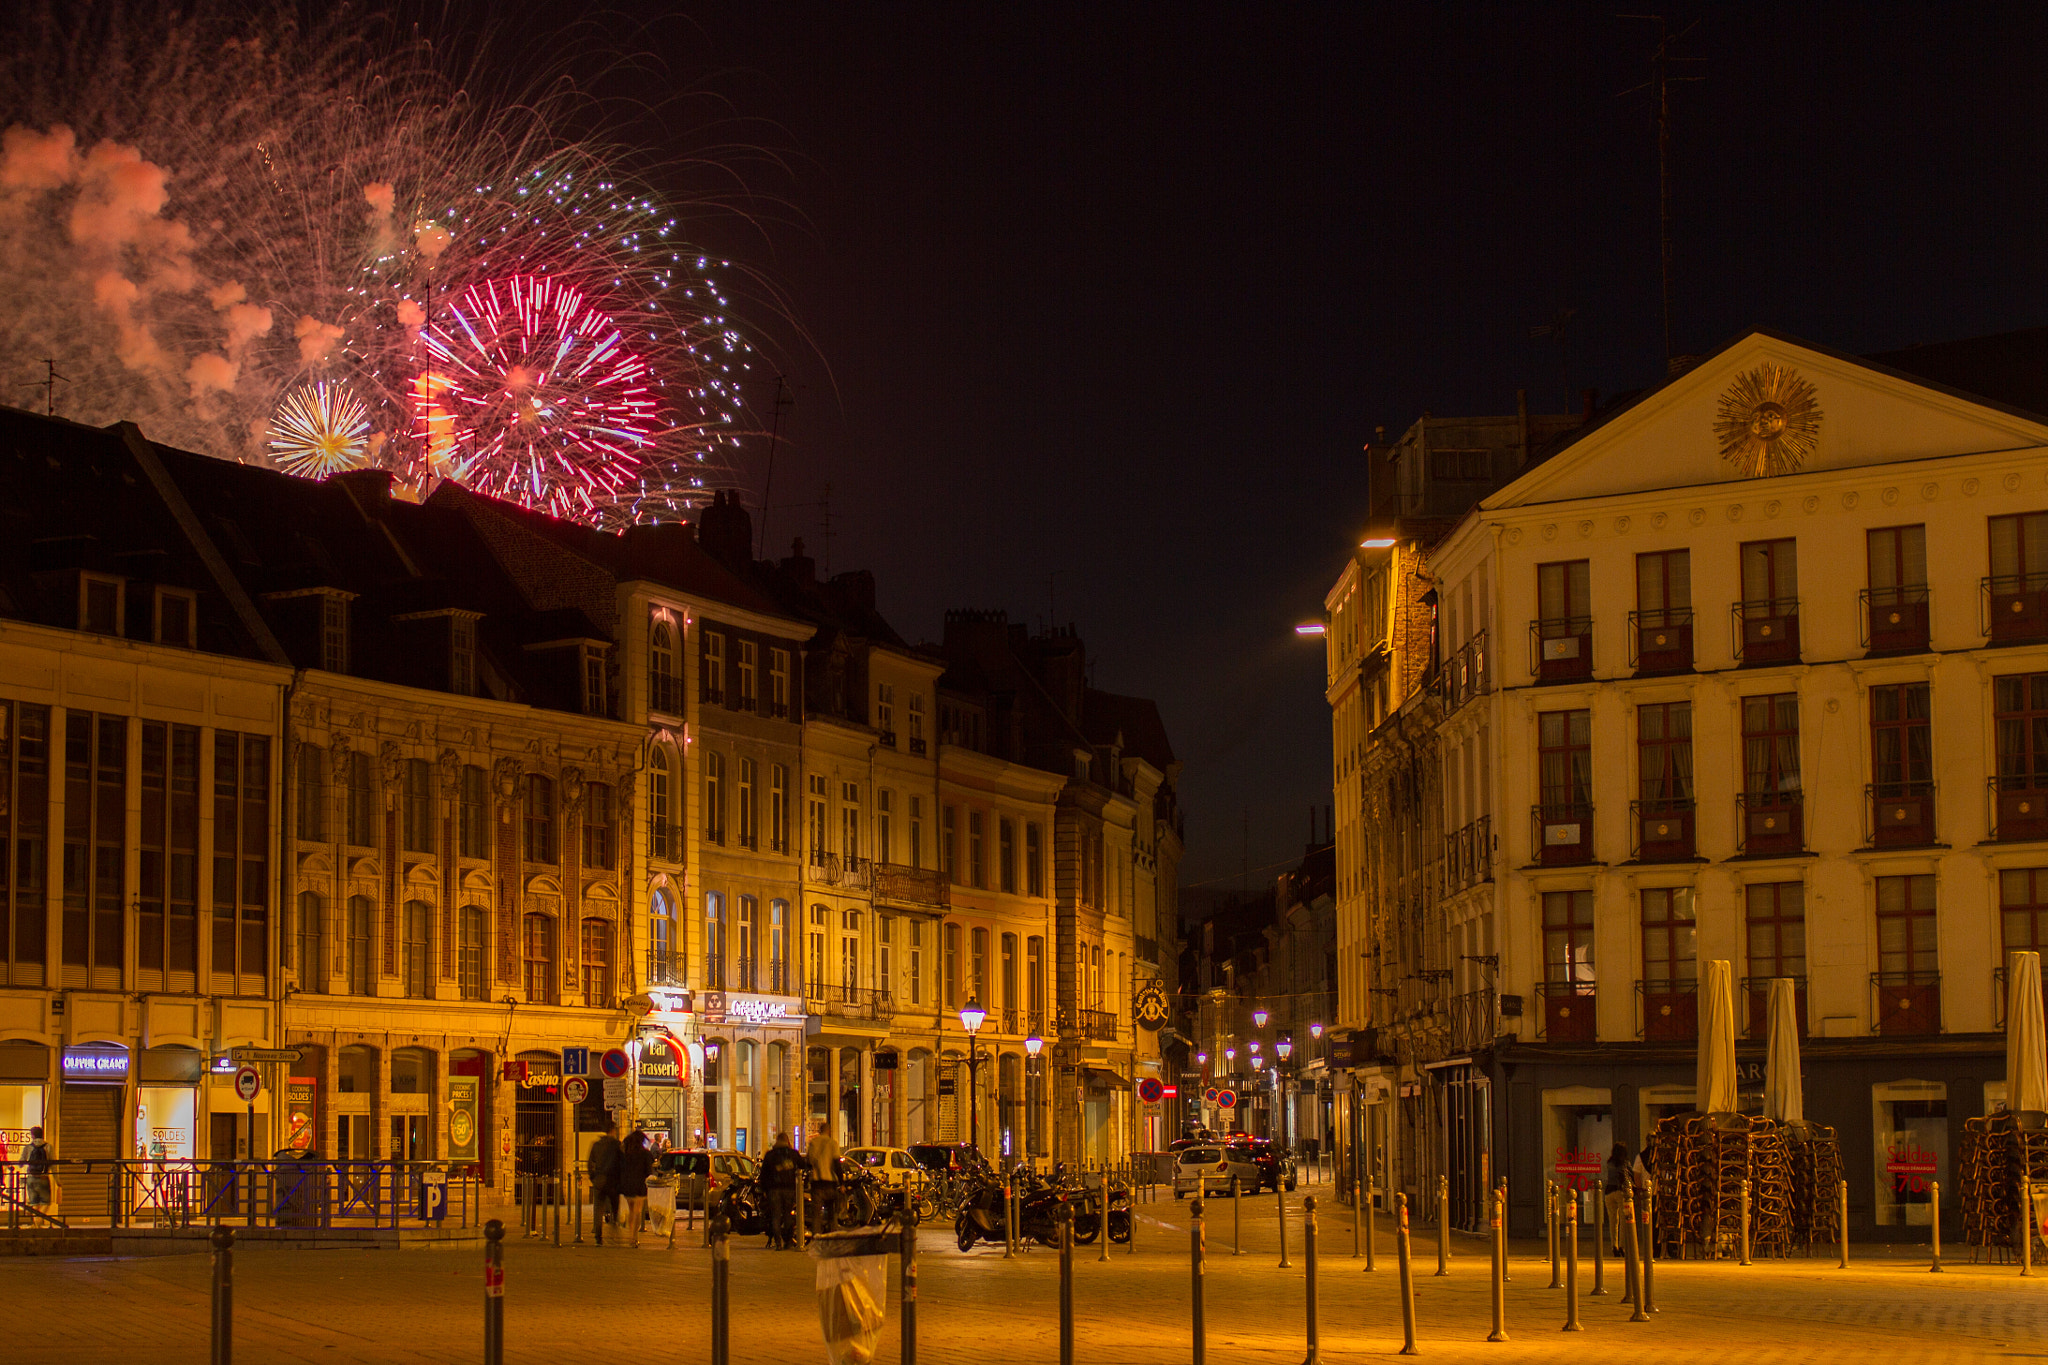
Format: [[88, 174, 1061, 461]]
[[1619, 14, 1705, 367], [27, 359, 68, 416], [755, 375, 794, 557]]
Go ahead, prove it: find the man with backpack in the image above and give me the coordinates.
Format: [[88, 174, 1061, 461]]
[[23, 1126, 54, 1213]]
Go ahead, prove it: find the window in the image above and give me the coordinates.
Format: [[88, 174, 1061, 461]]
[[770, 764, 789, 853], [704, 631, 726, 705], [942, 804, 957, 882], [1636, 550, 1690, 625], [650, 750, 673, 860], [1537, 559, 1590, 627], [648, 888, 677, 986], [944, 921, 960, 1010], [769, 899, 789, 992], [522, 912, 556, 1004], [998, 818, 1016, 893], [842, 782, 861, 864], [345, 750, 374, 847], [908, 693, 926, 753], [320, 593, 349, 672], [1537, 710, 1591, 811], [1640, 887, 1696, 984], [403, 900, 430, 998], [909, 796, 924, 869], [403, 757, 433, 853], [705, 890, 726, 987], [1870, 683, 1933, 796], [1542, 890, 1594, 984], [737, 759, 756, 850], [1989, 511, 2048, 592], [650, 618, 681, 714], [1027, 936, 1044, 1020], [770, 648, 791, 718], [347, 894, 373, 995], [807, 774, 827, 862], [1743, 694, 1801, 796], [738, 640, 758, 711], [138, 722, 199, 978], [155, 587, 196, 648], [582, 781, 613, 868], [1742, 538, 1799, 609], [968, 811, 985, 888], [210, 732, 269, 985], [458, 765, 487, 859], [879, 914, 893, 998], [0, 702, 50, 975], [1876, 875, 1937, 979], [581, 918, 612, 1005], [582, 645, 607, 716], [1001, 932, 1017, 1014], [458, 906, 486, 1000], [877, 683, 895, 739], [522, 774, 556, 863], [1746, 881, 1806, 980], [2001, 868, 2048, 955], [295, 892, 325, 992], [1868, 525, 1927, 604], [450, 615, 476, 696], [971, 926, 988, 1003], [877, 790, 892, 864], [1995, 674, 2048, 807], [1638, 703, 1693, 802], [1026, 823, 1043, 897], [296, 744, 326, 842], [909, 920, 924, 1005], [807, 905, 828, 994], [704, 752, 726, 845], [737, 895, 757, 989], [80, 574, 122, 635], [840, 926, 859, 994]]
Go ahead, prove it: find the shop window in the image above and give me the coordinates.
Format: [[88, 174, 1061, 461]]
[[1873, 1080, 1946, 1226], [391, 1047, 432, 1094], [338, 1045, 377, 1094]]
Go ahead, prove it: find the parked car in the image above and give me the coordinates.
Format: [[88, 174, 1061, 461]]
[[1172, 1145, 1260, 1199], [906, 1142, 991, 1180], [657, 1149, 758, 1209], [1228, 1136, 1298, 1193], [844, 1145, 935, 1215]]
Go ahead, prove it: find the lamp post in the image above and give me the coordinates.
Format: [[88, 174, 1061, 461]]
[[1276, 1037, 1294, 1150], [1025, 1033, 1044, 1159], [1252, 1006, 1270, 1030], [961, 997, 987, 1155]]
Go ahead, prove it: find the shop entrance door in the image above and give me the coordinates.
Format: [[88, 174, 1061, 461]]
[[1443, 1067, 1493, 1232], [59, 1084, 121, 1222], [335, 1114, 370, 1159], [390, 1115, 427, 1162], [1542, 1085, 1612, 1223]]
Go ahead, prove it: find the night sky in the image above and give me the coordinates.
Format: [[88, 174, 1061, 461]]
[[579, 2, 2048, 895]]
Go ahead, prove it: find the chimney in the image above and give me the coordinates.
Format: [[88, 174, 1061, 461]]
[[1516, 388, 1530, 469], [695, 489, 754, 571], [1581, 388, 1599, 423], [780, 536, 815, 587]]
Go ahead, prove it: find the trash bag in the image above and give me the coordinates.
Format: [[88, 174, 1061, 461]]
[[809, 1228, 893, 1364]]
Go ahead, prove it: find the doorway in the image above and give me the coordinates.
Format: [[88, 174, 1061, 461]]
[[1542, 1085, 1613, 1223], [336, 1114, 371, 1159], [389, 1115, 428, 1161]]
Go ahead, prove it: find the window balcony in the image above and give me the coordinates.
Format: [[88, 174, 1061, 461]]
[[646, 956, 685, 989], [822, 986, 895, 1022], [1631, 797, 1696, 862], [1536, 981, 1596, 1041], [703, 953, 726, 990], [1074, 1008, 1119, 1041], [1871, 971, 1940, 1035], [1735, 791, 1804, 856], [1861, 586, 1930, 655], [1532, 802, 1594, 866], [878, 730, 897, 748], [1444, 815, 1495, 892], [1000, 1007, 1021, 1035], [1449, 988, 1497, 1054], [872, 862, 949, 909], [1990, 776, 2048, 842], [1733, 598, 1801, 665], [1984, 573, 2048, 644], [767, 701, 791, 720], [1628, 609, 1694, 675], [731, 955, 757, 992], [1438, 631, 1492, 712], [1637, 978, 1698, 1041], [805, 852, 872, 890], [1740, 974, 1807, 1039], [764, 958, 790, 994], [1866, 781, 1937, 848], [648, 673, 684, 716], [649, 822, 682, 863], [1530, 616, 1593, 683], [908, 737, 928, 756], [704, 685, 725, 706]]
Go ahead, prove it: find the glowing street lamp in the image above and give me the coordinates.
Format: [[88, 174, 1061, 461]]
[[1309, 1022, 1324, 1040], [1252, 1006, 1270, 1029], [1276, 1037, 1293, 1061], [961, 997, 987, 1154], [1023, 1032, 1044, 1157]]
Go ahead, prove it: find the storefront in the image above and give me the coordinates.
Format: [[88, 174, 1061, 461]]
[[135, 1045, 202, 1160], [512, 1050, 563, 1177], [59, 1043, 130, 1220], [0, 1041, 48, 1159], [695, 989, 800, 1154]]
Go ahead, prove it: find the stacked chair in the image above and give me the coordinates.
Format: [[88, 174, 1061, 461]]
[[1785, 1121, 1841, 1253]]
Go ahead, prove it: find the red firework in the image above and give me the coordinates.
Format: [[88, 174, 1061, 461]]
[[415, 274, 657, 517]]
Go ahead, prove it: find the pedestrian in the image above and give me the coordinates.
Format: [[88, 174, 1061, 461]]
[[1603, 1142, 1632, 1254], [618, 1127, 653, 1248], [587, 1119, 623, 1245], [23, 1125, 54, 1214], [760, 1131, 802, 1249], [806, 1120, 841, 1234]]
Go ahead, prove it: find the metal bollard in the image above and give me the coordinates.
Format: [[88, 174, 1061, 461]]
[[1278, 1171, 1290, 1269], [1561, 1191, 1581, 1332], [1590, 1186, 1606, 1296], [1395, 1192, 1418, 1355], [2025, 1184, 2036, 1279], [573, 1168, 583, 1246], [1640, 1186, 1658, 1313], [1233, 1174, 1242, 1255], [1436, 1174, 1450, 1277], [1739, 1177, 1752, 1266], [1004, 1174, 1016, 1259], [1838, 1179, 1850, 1270], [1304, 1196, 1321, 1363], [1498, 1178, 1510, 1282], [901, 1203, 920, 1365], [1191, 1197, 1207, 1365], [795, 1174, 807, 1249], [1099, 1174, 1109, 1264], [1624, 1194, 1649, 1323], [710, 1202, 731, 1365], [1488, 1187, 1507, 1343], [1930, 1180, 1943, 1273], [483, 1219, 505, 1365], [1058, 1202, 1075, 1365], [210, 1226, 233, 1365], [1547, 1183, 1562, 1289], [553, 1171, 562, 1247]]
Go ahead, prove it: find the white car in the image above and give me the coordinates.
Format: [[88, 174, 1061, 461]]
[[1173, 1145, 1261, 1199], [843, 1145, 925, 1194]]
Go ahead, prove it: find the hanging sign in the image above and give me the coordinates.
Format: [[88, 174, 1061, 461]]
[[1133, 984, 1171, 1030]]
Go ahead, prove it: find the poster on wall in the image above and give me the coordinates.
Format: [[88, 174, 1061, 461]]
[[448, 1076, 480, 1162], [285, 1078, 318, 1152]]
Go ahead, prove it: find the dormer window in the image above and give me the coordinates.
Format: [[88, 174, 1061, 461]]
[[583, 644, 608, 716], [393, 608, 482, 695], [79, 574, 123, 636], [451, 616, 477, 696], [704, 631, 726, 705], [321, 594, 350, 671], [154, 587, 196, 648]]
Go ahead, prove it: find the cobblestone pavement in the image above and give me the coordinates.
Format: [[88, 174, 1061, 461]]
[[6, 1188, 2047, 1363]]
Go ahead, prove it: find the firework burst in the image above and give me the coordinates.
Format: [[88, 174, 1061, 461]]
[[268, 381, 373, 477]]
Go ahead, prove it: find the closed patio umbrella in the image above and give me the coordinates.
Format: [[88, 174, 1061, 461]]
[[1764, 977, 1803, 1124], [2008, 951, 2048, 1116], [1698, 959, 1738, 1116]]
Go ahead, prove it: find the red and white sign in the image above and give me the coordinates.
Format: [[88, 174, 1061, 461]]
[[1217, 1089, 1238, 1110], [233, 1066, 262, 1103], [1136, 1077, 1165, 1104], [598, 1047, 632, 1079], [1162, 1085, 1180, 1099]]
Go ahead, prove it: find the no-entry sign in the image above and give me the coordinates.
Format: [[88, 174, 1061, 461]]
[[233, 1065, 262, 1103]]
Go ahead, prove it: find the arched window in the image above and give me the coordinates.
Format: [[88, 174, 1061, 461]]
[[295, 891, 325, 991], [649, 888, 678, 986], [649, 750, 673, 860], [522, 775, 556, 864], [459, 906, 487, 1000], [650, 618, 680, 714], [347, 895, 373, 995], [580, 917, 612, 1005], [522, 912, 556, 1004], [403, 900, 431, 998]]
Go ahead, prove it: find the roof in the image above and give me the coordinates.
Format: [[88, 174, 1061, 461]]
[[1865, 325, 2048, 422], [1084, 687, 1177, 770]]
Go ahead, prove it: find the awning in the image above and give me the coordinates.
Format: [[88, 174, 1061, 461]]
[[1081, 1066, 1132, 1091]]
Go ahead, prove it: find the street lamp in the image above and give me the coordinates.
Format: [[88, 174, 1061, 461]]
[[1024, 1033, 1043, 1159], [1252, 1006, 1270, 1029], [961, 997, 987, 1155], [1309, 1022, 1324, 1040], [1276, 1037, 1294, 1148], [1195, 1051, 1208, 1066]]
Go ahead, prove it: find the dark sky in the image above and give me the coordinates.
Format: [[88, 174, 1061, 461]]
[[585, 2, 2048, 893]]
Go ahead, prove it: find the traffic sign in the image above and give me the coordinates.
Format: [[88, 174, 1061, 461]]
[[603, 1075, 631, 1110], [563, 1077, 590, 1105], [233, 1065, 262, 1103], [1204, 1088, 1219, 1104], [598, 1047, 632, 1079], [1162, 1084, 1180, 1099], [1136, 1076, 1164, 1104], [1217, 1088, 1238, 1110], [231, 1048, 303, 1064], [561, 1046, 590, 1077]]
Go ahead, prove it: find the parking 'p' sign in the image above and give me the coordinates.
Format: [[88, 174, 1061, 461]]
[[234, 1065, 262, 1103]]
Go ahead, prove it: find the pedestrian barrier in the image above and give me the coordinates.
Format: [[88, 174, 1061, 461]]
[[1190, 1196, 1207, 1365], [210, 1225, 233, 1365], [1395, 1191, 1418, 1355], [1561, 1190, 1582, 1333], [1303, 1195, 1321, 1363], [1547, 1182, 1562, 1289], [482, 1219, 504, 1365]]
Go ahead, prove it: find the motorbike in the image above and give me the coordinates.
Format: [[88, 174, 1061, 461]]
[[834, 1164, 882, 1229], [953, 1172, 1008, 1251]]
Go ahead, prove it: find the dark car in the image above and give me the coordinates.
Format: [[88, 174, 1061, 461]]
[[906, 1142, 991, 1177], [1226, 1136, 1297, 1193]]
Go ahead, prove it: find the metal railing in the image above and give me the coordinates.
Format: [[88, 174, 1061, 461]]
[[1448, 989, 1496, 1054], [1529, 616, 1593, 683], [649, 821, 681, 862], [1532, 802, 1594, 866], [1739, 975, 1807, 1038], [1628, 608, 1694, 674], [807, 984, 894, 1021], [1631, 797, 1696, 862], [1075, 1009, 1119, 1041], [1636, 978, 1698, 1041], [1732, 597, 1801, 665], [805, 853, 871, 890], [878, 730, 897, 748], [1861, 586, 1931, 653], [1988, 775, 2048, 842], [703, 953, 726, 990], [1735, 791, 1803, 856], [1866, 780, 1937, 847], [648, 672, 684, 715], [1, 1158, 480, 1231], [1437, 631, 1491, 712], [1443, 816, 1494, 893], [1984, 573, 2048, 643], [1536, 981, 1596, 1041], [872, 862, 949, 908], [645, 955, 685, 988], [1871, 970, 1941, 1035], [909, 737, 928, 755]]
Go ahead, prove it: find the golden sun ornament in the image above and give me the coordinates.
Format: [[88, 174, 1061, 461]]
[[1715, 363, 1823, 477]]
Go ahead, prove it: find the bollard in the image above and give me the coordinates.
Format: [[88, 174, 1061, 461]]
[[1590, 1185, 1606, 1296], [1191, 1197, 1207, 1365], [1351, 1142, 1362, 1261], [1278, 1171, 1291, 1269], [1739, 1177, 1752, 1266], [1640, 1186, 1658, 1313], [1624, 1194, 1649, 1323], [1498, 1178, 1511, 1282], [1930, 1180, 1943, 1273], [1304, 1196, 1321, 1363], [902, 1202, 920, 1365], [1395, 1192, 1418, 1355], [1838, 1179, 1849, 1270], [710, 1201, 731, 1365], [1488, 1187, 1507, 1343], [1547, 1184, 1562, 1289], [210, 1226, 233, 1365], [2025, 1184, 2035, 1279], [1004, 1174, 1015, 1259], [1058, 1202, 1075, 1365], [1561, 1191, 1581, 1332], [554, 1171, 562, 1247], [483, 1219, 505, 1365], [1099, 1173, 1110, 1264], [796, 1174, 807, 1249], [1233, 1174, 1243, 1255], [1436, 1174, 1450, 1276]]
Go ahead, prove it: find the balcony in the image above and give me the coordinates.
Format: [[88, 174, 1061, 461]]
[[1537, 981, 1596, 1042], [1074, 1008, 1119, 1042], [1438, 631, 1491, 712], [1740, 975, 1807, 1038], [1872, 971, 1941, 1035], [1993, 967, 2047, 1030], [909, 737, 928, 756], [1984, 573, 2048, 644], [1867, 781, 1937, 847], [878, 730, 897, 748], [703, 953, 726, 990], [649, 672, 684, 716], [646, 956, 685, 988], [1532, 802, 1594, 866], [871, 862, 949, 909], [1637, 978, 1698, 1041], [810, 983, 894, 1022], [649, 821, 682, 863], [1449, 989, 1497, 1054], [1134, 935, 1160, 963], [730, 955, 757, 992], [704, 684, 725, 706], [1733, 598, 1801, 665], [1530, 616, 1593, 683], [1628, 609, 1694, 675], [1736, 791, 1804, 856], [1632, 797, 1697, 862], [762, 958, 790, 994], [1444, 816, 1495, 893], [767, 701, 791, 720], [805, 852, 871, 890], [1990, 776, 2048, 842], [1000, 1007, 1021, 1035], [1861, 586, 1931, 654]]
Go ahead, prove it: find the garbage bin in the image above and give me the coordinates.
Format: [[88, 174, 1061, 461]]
[[272, 1148, 323, 1227], [809, 1227, 894, 1365], [417, 1167, 449, 1223]]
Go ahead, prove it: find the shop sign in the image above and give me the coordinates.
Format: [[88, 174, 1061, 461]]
[[61, 1046, 129, 1082], [1554, 1146, 1602, 1192], [520, 1067, 561, 1091], [1885, 1141, 1937, 1196], [285, 1078, 317, 1152], [639, 1051, 680, 1087], [729, 995, 792, 1026], [448, 1076, 480, 1162], [1133, 984, 1171, 1030]]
